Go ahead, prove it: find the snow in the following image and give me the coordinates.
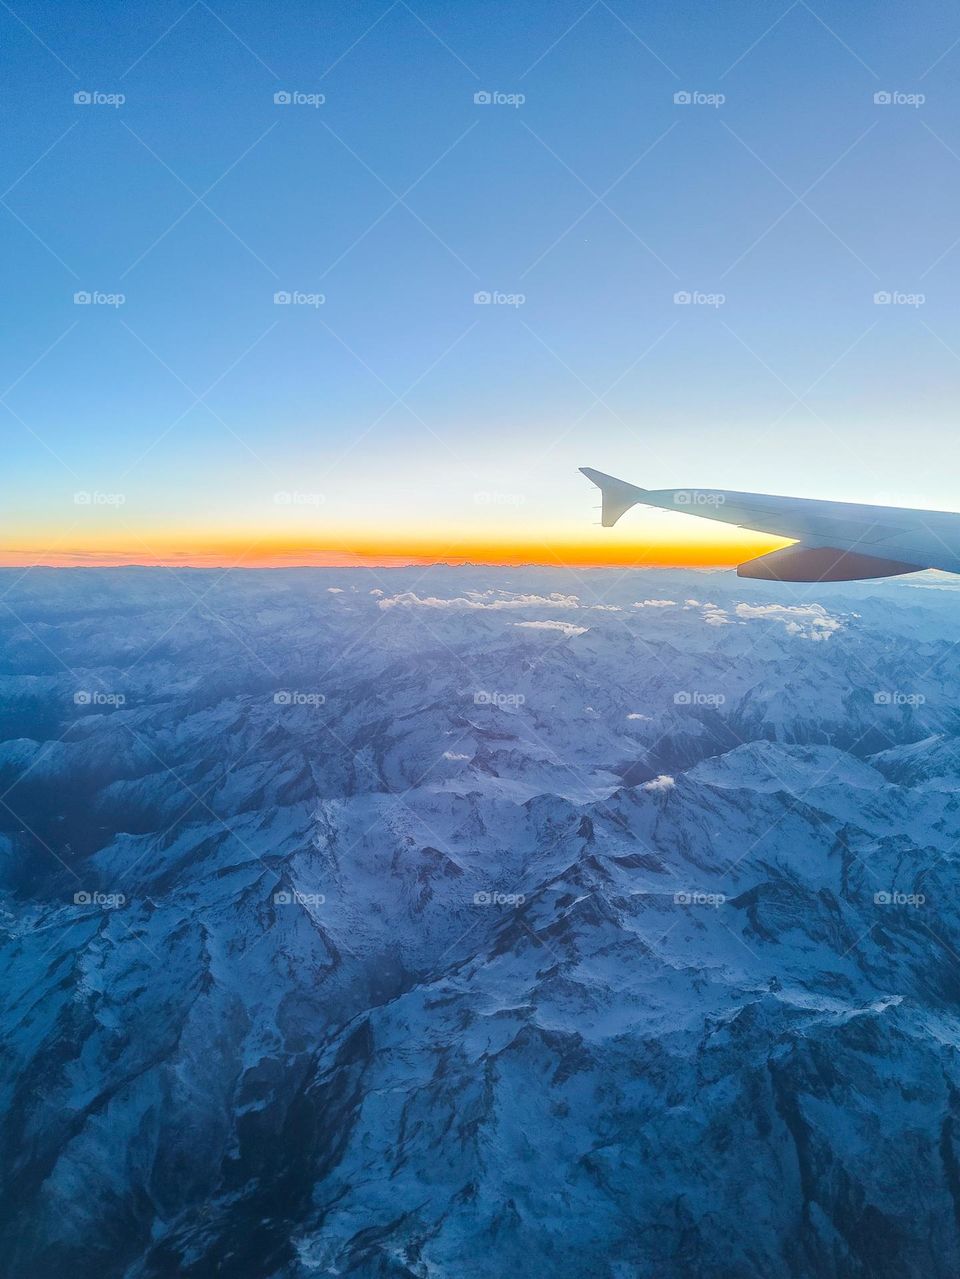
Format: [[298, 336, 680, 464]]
[[0, 563, 959, 1277]]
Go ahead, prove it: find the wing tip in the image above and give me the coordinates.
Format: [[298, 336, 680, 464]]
[[579, 467, 647, 527]]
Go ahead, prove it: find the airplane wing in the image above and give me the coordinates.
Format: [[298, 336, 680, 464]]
[[580, 467, 960, 581]]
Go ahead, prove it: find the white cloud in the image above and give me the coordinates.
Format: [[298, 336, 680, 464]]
[[634, 599, 676, 608], [701, 605, 732, 626], [327, 587, 344, 593], [643, 774, 675, 791], [626, 712, 652, 721], [378, 590, 582, 612], [442, 751, 470, 761], [513, 620, 588, 636], [734, 601, 843, 639]]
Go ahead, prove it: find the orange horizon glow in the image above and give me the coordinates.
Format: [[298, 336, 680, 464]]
[[0, 526, 792, 570]]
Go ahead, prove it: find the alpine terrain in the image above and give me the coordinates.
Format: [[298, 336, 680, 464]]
[[2, 565, 960, 1278]]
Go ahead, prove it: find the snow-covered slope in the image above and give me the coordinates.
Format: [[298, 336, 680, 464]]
[[1, 566, 960, 1277]]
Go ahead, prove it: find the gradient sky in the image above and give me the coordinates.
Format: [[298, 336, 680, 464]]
[[4, 0, 960, 567]]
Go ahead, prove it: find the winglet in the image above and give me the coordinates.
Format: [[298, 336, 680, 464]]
[[579, 467, 647, 527]]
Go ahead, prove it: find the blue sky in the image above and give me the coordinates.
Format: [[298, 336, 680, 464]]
[[3, 0, 960, 563]]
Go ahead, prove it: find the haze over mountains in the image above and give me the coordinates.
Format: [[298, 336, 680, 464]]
[[2, 566, 960, 1278]]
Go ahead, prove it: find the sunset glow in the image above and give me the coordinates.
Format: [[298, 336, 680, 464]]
[[0, 522, 790, 570]]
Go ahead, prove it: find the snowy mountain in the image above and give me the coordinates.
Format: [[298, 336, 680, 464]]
[[2, 565, 960, 1277]]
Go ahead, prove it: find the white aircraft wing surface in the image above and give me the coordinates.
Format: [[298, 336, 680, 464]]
[[580, 467, 960, 581]]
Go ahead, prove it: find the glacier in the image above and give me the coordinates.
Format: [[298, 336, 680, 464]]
[[1, 565, 960, 1277]]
